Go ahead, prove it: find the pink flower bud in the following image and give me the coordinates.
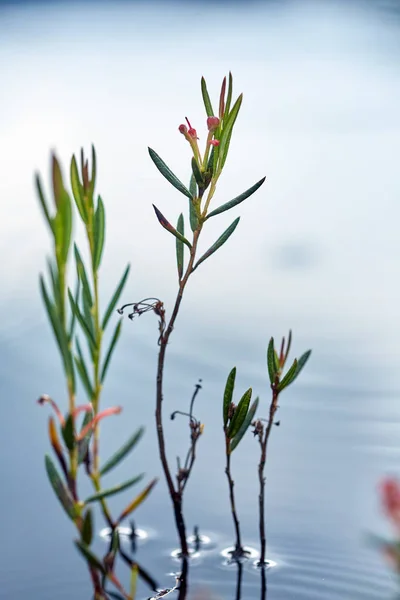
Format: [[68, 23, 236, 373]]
[[210, 139, 220, 146], [207, 116, 220, 132], [185, 117, 198, 139], [179, 124, 188, 135]]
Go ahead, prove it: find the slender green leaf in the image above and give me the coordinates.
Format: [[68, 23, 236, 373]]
[[277, 359, 298, 392], [35, 174, 53, 232], [117, 478, 158, 523], [188, 175, 199, 231], [218, 94, 242, 173], [75, 540, 106, 574], [101, 320, 122, 383], [45, 454, 75, 519], [81, 509, 93, 545], [84, 474, 144, 504], [52, 154, 64, 208], [75, 338, 94, 398], [61, 414, 75, 451], [102, 264, 130, 330], [60, 193, 73, 265], [200, 76, 214, 117], [152, 205, 192, 249], [223, 72, 233, 124], [93, 196, 106, 270], [191, 157, 204, 188], [74, 245, 93, 307], [148, 148, 192, 199], [46, 259, 62, 313], [90, 144, 96, 199], [267, 338, 277, 384], [100, 427, 144, 476], [68, 277, 81, 342], [227, 388, 252, 439], [230, 396, 259, 452], [206, 177, 266, 220], [130, 564, 139, 600], [193, 217, 240, 271], [189, 173, 197, 197], [223, 367, 236, 427], [78, 407, 94, 464], [70, 155, 87, 222], [176, 213, 184, 280], [68, 289, 96, 349], [288, 349, 312, 386]]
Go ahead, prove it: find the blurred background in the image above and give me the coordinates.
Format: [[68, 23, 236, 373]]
[[1, 0, 400, 598]]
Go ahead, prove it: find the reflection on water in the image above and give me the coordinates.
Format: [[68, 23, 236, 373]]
[[1, 0, 400, 598]]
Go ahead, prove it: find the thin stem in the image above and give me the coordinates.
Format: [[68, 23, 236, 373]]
[[225, 437, 243, 554]]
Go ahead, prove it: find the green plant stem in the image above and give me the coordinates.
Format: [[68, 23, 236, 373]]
[[258, 384, 279, 565], [224, 437, 243, 555]]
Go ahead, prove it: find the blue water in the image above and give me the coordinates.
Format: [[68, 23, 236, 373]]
[[1, 0, 400, 598]]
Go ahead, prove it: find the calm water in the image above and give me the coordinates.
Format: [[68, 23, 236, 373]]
[[1, 0, 400, 598]]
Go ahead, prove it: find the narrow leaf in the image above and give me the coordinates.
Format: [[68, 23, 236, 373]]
[[81, 509, 93, 545], [218, 94, 243, 173], [192, 217, 240, 271], [102, 264, 130, 330], [78, 407, 94, 464], [74, 245, 93, 307], [267, 338, 277, 384], [130, 564, 139, 600], [75, 338, 94, 398], [206, 177, 266, 220], [230, 396, 259, 452], [191, 157, 204, 188], [223, 72, 233, 124], [70, 155, 87, 222], [188, 175, 199, 231], [68, 277, 81, 342], [93, 196, 106, 270], [290, 350, 312, 385], [200, 76, 214, 117], [223, 367, 236, 428], [84, 474, 144, 504], [148, 148, 192, 199], [90, 144, 96, 199], [227, 388, 252, 439], [75, 540, 106, 574], [35, 174, 53, 232], [100, 427, 144, 476], [101, 320, 122, 383], [152, 205, 192, 249], [45, 454, 75, 519], [61, 414, 75, 451], [277, 358, 299, 392], [68, 289, 96, 349], [176, 213, 184, 280], [117, 478, 158, 523]]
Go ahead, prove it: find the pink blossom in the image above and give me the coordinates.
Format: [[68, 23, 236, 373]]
[[210, 139, 220, 147], [207, 116, 220, 132], [381, 478, 400, 530]]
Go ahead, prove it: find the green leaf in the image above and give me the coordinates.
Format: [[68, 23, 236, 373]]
[[75, 540, 106, 574], [61, 414, 75, 451], [191, 157, 204, 188], [286, 349, 312, 387], [70, 155, 87, 223], [60, 191, 73, 264], [277, 359, 298, 392], [84, 474, 144, 504], [102, 264, 130, 331], [81, 509, 93, 545], [117, 478, 158, 523], [78, 407, 94, 464], [176, 213, 184, 280], [152, 205, 192, 249], [90, 144, 96, 200], [223, 367, 236, 428], [68, 277, 81, 342], [267, 338, 278, 384], [100, 427, 144, 476], [206, 177, 266, 220], [75, 338, 94, 398], [68, 289, 96, 350], [201, 76, 214, 117], [93, 196, 106, 270], [148, 148, 192, 199], [227, 388, 252, 439], [218, 94, 242, 173], [130, 564, 139, 600], [40, 275, 74, 384], [35, 174, 53, 233], [223, 72, 233, 124], [45, 454, 75, 519], [74, 245, 93, 308], [230, 396, 259, 452], [188, 175, 199, 231], [193, 217, 240, 271], [101, 320, 122, 383]]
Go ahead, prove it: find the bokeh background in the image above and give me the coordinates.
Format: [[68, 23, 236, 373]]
[[1, 0, 400, 598]]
